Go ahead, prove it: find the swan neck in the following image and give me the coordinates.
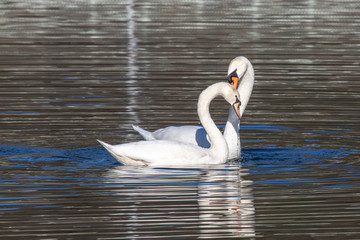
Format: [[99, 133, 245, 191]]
[[224, 106, 241, 159], [238, 65, 254, 116], [197, 84, 228, 163]]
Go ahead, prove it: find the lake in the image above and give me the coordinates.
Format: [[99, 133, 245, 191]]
[[1, 0, 359, 239]]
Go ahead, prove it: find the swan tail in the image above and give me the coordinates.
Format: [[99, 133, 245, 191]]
[[97, 139, 119, 159], [132, 125, 156, 141], [97, 139, 146, 166]]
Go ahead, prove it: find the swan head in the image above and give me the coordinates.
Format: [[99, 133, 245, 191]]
[[220, 83, 242, 120], [227, 56, 249, 89], [226, 56, 254, 117], [198, 82, 242, 121]]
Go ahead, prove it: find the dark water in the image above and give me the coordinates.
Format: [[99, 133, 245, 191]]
[[1, 0, 360, 239]]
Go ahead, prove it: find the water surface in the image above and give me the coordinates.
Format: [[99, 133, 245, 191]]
[[1, 0, 359, 239]]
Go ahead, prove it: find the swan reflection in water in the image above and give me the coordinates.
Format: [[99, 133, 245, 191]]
[[104, 165, 255, 239], [198, 166, 255, 238]]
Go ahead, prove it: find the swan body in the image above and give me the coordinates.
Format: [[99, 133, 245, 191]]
[[133, 56, 254, 159], [133, 125, 210, 148], [98, 82, 241, 166]]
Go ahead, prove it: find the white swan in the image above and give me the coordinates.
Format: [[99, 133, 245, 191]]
[[97, 82, 241, 166], [133, 56, 254, 159]]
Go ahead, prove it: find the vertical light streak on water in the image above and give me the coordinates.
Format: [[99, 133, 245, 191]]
[[88, 0, 99, 38], [125, 0, 140, 123], [126, 0, 138, 80]]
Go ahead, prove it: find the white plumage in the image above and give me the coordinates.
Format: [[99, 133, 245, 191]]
[[132, 56, 254, 160], [98, 82, 241, 166]]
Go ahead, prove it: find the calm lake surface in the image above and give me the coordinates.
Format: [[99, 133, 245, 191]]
[[1, 0, 359, 239]]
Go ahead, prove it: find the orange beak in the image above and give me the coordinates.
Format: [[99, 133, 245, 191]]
[[227, 69, 240, 89], [231, 76, 239, 89]]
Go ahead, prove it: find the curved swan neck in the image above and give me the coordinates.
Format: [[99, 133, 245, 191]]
[[197, 83, 229, 163], [238, 62, 254, 116]]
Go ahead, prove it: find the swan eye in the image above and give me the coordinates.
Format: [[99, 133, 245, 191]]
[[227, 69, 239, 89]]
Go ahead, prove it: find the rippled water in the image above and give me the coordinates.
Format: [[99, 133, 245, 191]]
[[1, 0, 360, 239]]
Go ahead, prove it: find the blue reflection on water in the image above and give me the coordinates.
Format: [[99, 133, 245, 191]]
[[0, 143, 354, 172], [0, 142, 359, 214], [242, 148, 349, 167], [0, 144, 117, 170], [242, 124, 297, 132]]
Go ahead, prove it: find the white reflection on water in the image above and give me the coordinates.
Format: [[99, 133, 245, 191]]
[[125, 0, 140, 123], [126, 0, 138, 80], [198, 167, 255, 238], [104, 166, 255, 239]]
